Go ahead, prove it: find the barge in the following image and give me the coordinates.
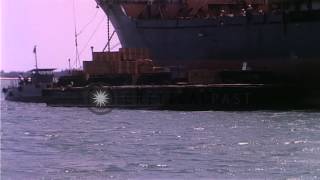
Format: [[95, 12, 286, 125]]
[[42, 47, 319, 111], [43, 83, 312, 111]]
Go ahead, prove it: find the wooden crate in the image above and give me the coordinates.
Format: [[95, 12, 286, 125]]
[[188, 69, 218, 84]]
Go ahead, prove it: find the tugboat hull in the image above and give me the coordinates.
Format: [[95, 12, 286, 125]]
[[4, 85, 46, 103]]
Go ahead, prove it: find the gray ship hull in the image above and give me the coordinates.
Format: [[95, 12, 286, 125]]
[[98, 3, 320, 66]]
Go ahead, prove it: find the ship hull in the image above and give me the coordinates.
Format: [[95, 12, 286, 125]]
[[99, 4, 320, 66]]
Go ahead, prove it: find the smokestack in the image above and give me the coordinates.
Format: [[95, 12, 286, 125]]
[[91, 46, 94, 59]]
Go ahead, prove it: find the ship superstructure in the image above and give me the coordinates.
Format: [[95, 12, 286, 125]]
[[95, 0, 320, 72]]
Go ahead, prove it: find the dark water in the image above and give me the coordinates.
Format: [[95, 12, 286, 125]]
[[1, 80, 320, 179]]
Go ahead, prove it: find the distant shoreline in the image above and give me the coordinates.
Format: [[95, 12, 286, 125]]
[[0, 77, 19, 80]]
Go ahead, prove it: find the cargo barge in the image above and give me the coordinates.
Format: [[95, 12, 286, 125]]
[[44, 83, 310, 110], [41, 46, 319, 110]]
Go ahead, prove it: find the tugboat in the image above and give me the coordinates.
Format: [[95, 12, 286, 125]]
[[2, 68, 56, 103], [2, 45, 57, 103]]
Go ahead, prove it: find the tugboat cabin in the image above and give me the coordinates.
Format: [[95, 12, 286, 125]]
[[21, 69, 56, 85]]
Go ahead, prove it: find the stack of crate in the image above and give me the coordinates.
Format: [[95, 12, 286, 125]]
[[84, 51, 121, 75], [119, 48, 151, 74], [137, 59, 154, 74], [83, 48, 154, 75], [188, 69, 218, 84], [120, 48, 151, 60]]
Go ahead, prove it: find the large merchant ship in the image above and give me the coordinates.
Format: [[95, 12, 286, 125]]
[[95, 0, 320, 74]]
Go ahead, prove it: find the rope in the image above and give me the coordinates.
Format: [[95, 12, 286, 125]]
[[77, 9, 100, 36], [111, 42, 121, 50], [103, 30, 116, 52], [79, 16, 106, 56]]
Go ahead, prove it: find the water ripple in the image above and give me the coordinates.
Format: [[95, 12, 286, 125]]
[[1, 94, 320, 179]]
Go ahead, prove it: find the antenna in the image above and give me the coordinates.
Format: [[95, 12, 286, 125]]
[[73, 0, 81, 69]]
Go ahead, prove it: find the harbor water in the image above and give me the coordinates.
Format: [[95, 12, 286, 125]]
[[1, 80, 320, 179]]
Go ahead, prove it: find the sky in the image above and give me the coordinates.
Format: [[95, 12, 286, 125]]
[[1, 0, 119, 71]]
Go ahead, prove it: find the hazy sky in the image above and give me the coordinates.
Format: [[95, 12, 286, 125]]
[[1, 0, 119, 71]]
